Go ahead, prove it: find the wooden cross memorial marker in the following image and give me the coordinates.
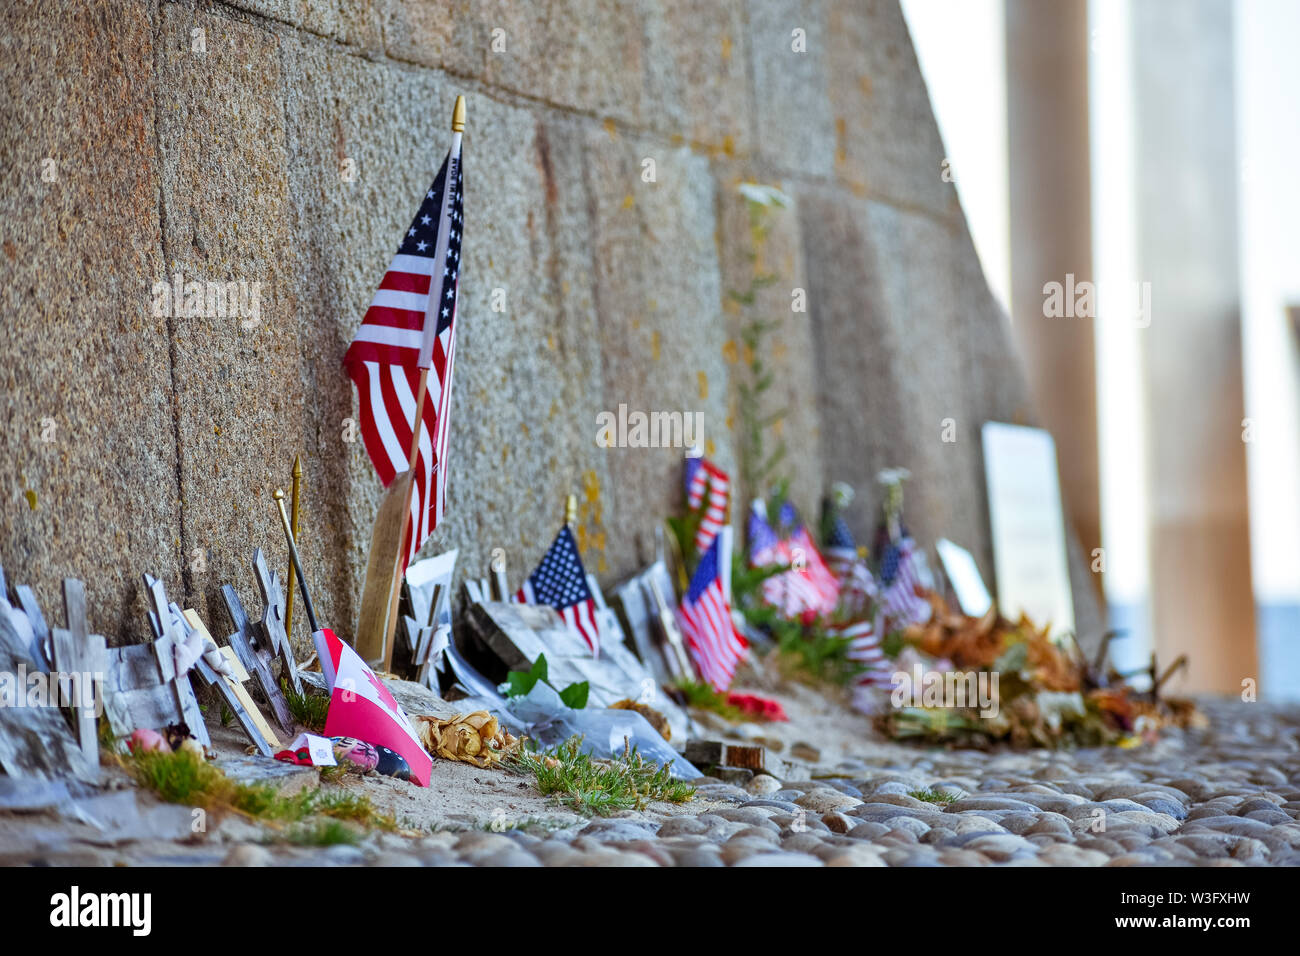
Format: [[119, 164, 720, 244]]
[[0, 564, 96, 782], [221, 583, 293, 735], [49, 578, 108, 773], [102, 573, 211, 749], [181, 609, 281, 756], [253, 548, 302, 697], [12, 584, 52, 672]]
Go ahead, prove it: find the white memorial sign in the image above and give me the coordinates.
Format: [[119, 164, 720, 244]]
[[981, 422, 1075, 637]]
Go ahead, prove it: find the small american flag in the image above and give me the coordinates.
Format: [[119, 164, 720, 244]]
[[833, 618, 894, 688], [684, 456, 730, 553], [748, 504, 839, 618], [344, 139, 464, 571], [822, 509, 858, 581], [677, 536, 748, 691], [837, 554, 878, 618], [878, 537, 932, 629], [516, 525, 600, 656], [784, 526, 840, 614], [747, 501, 782, 564], [820, 506, 878, 615]]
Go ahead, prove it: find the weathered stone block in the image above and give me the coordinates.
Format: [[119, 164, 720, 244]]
[[156, 8, 305, 641], [746, 0, 836, 178], [715, 168, 823, 515], [0, 0, 179, 643], [481, 0, 650, 124], [222, 0, 383, 51], [281, 36, 619, 628], [581, 126, 734, 576], [382, 0, 487, 75], [645, 0, 753, 155], [797, 185, 1101, 637], [825, 0, 960, 219]]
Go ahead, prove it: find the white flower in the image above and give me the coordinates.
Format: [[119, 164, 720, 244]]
[[876, 467, 912, 487], [738, 182, 791, 208], [830, 481, 855, 507]]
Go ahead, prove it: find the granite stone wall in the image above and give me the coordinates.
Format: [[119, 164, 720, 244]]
[[0, 0, 1100, 650]]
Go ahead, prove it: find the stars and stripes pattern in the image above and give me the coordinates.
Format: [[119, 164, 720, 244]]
[[747, 501, 782, 565], [684, 457, 731, 554], [822, 510, 858, 581], [837, 553, 878, 618], [782, 526, 840, 615], [343, 140, 464, 571], [677, 536, 748, 691], [516, 525, 600, 657], [747, 504, 840, 619], [878, 537, 932, 629], [817, 494, 881, 616], [833, 619, 894, 689]]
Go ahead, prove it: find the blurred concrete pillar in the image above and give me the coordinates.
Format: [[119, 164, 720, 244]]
[[1005, 0, 1103, 614], [1132, 0, 1256, 693]]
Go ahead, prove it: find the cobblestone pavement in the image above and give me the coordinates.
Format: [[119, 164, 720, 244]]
[[7, 699, 1297, 867], [425, 699, 1300, 868]]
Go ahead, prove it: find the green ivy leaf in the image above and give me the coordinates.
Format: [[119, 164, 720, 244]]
[[558, 681, 589, 710], [505, 654, 550, 697]]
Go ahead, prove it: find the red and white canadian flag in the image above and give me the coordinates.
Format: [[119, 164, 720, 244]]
[[313, 628, 432, 787]]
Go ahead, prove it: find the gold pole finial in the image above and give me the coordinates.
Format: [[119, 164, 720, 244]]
[[273, 488, 285, 501], [292, 453, 302, 479], [452, 95, 466, 133], [564, 493, 578, 526]]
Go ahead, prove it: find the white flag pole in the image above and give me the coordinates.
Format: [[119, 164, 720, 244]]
[[380, 95, 465, 671]]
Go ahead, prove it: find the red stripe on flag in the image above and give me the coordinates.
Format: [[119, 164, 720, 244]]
[[378, 271, 432, 295], [363, 305, 427, 330]]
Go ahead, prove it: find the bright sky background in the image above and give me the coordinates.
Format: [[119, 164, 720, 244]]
[[900, 0, 1009, 316], [902, 0, 1300, 635], [1235, 0, 1300, 605]]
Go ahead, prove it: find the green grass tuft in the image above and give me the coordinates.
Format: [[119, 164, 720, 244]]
[[123, 748, 397, 832], [287, 820, 361, 846], [311, 790, 398, 830], [908, 787, 958, 805], [284, 682, 330, 732], [770, 617, 859, 686], [676, 679, 747, 722], [509, 736, 695, 817], [126, 747, 250, 808]]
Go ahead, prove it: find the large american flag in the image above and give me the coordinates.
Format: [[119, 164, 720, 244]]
[[878, 537, 932, 629], [677, 536, 748, 691], [516, 525, 600, 656], [344, 138, 464, 571], [684, 456, 730, 554]]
